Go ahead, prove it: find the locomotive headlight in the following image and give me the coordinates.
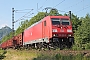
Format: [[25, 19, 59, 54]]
[[53, 34, 58, 36], [53, 34, 56, 36], [68, 34, 71, 36], [52, 29, 57, 32], [67, 29, 72, 32]]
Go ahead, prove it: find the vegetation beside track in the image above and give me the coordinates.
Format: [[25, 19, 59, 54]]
[[0, 49, 7, 60], [1, 49, 90, 60], [3, 49, 38, 60], [34, 53, 90, 60]]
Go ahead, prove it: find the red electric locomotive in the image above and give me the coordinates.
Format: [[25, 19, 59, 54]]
[[23, 15, 74, 49]]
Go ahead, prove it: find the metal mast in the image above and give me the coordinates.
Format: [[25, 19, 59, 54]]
[[12, 8, 14, 37], [69, 11, 71, 20]]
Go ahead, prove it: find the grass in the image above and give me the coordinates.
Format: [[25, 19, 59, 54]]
[[3, 49, 38, 60], [34, 53, 90, 60], [1, 49, 90, 60]]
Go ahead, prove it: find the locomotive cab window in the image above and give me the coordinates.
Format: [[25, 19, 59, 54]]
[[44, 21, 46, 26], [61, 18, 70, 25], [51, 18, 60, 25]]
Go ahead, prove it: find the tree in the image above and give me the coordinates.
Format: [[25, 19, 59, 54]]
[[71, 13, 81, 31], [74, 14, 90, 49], [49, 9, 62, 16]]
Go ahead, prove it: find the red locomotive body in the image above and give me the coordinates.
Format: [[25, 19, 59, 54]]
[[23, 16, 52, 45], [23, 16, 74, 49]]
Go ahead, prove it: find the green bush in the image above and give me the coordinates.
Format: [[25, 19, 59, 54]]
[[85, 43, 90, 49], [0, 50, 7, 59]]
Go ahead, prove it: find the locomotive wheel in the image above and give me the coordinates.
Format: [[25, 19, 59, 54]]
[[67, 42, 73, 48], [60, 44, 66, 50]]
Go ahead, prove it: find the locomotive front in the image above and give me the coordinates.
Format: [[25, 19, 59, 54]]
[[52, 17, 73, 37], [50, 16, 74, 49]]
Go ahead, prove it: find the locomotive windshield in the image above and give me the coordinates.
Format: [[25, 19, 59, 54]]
[[61, 18, 70, 25], [51, 18, 70, 25], [51, 18, 60, 25]]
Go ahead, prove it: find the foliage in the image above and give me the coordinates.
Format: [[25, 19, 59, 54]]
[[85, 43, 90, 49], [71, 13, 82, 31], [74, 14, 90, 50], [0, 49, 7, 59], [48, 9, 62, 16]]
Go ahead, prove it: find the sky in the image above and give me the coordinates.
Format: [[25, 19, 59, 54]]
[[0, 0, 90, 30]]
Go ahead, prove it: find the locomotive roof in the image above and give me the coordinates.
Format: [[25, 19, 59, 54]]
[[49, 16, 70, 19], [25, 16, 70, 31], [25, 19, 43, 30]]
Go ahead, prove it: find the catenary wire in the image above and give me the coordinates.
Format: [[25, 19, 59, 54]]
[[54, 0, 65, 7], [14, 9, 34, 23], [38, 0, 47, 11], [63, 0, 84, 10], [75, 5, 90, 13], [15, 9, 34, 12]]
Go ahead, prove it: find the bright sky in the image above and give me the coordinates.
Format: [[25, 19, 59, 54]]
[[0, 0, 90, 30]]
